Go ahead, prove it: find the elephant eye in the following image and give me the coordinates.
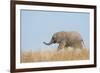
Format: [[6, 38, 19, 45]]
[[52, 37, 55, 40], [52, 37, 55, 41]]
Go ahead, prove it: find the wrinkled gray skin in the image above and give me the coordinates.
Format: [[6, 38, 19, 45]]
[[43, 31, 85, 50]]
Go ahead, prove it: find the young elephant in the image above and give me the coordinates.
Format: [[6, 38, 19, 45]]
[[43, 31, 86, 50]]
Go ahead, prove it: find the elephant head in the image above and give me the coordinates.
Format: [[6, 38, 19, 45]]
[[43, 34, 58, 45], [43, 33, 63, 45]]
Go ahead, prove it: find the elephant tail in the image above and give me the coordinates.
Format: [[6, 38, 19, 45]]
[[82, 40, 86, 48]]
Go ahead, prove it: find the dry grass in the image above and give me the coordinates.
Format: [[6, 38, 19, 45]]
[[21, 48, 89, 63]]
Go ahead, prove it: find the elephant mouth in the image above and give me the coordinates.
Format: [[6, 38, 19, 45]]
[[53, 40, 56, 43]]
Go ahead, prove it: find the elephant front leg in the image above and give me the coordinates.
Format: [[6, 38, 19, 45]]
[[57, 41, 66, 51]]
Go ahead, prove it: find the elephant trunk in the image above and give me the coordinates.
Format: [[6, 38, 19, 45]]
[[43, 40, 53, 45]]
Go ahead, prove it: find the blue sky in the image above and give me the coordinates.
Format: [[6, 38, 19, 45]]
[[21, 9, 90, 51]]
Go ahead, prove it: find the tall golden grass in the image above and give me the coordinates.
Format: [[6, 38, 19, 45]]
[[21, 48, 89, 63]]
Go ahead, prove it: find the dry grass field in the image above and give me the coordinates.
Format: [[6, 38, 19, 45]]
[[21, 48, 89, 63]]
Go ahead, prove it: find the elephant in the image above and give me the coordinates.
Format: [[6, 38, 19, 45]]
[[43, 31, 86, 50]]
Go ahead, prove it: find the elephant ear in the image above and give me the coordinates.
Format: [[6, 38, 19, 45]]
[[60, 38, 65, 43], [58, 35, 64, 43]]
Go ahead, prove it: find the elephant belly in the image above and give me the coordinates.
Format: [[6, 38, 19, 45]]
[[65, 40, 82, 49]]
